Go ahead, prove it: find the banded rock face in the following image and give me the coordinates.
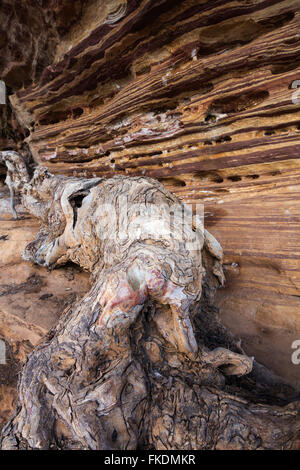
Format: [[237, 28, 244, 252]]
[[0, 0, 300, 387]]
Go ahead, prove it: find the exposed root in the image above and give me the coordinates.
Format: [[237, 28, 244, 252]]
[[0, 151, 299, 450]]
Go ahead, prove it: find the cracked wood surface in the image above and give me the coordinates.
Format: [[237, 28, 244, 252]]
[[0, 151, 299, 450], [0, 0, 299, 386]]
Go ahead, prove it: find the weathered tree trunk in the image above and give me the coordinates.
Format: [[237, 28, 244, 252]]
[[0, 152, 299, 450]]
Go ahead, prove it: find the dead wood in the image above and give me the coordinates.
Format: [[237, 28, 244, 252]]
[[0, 151, 299, 450]]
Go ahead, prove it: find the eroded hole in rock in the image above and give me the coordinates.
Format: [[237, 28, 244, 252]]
[[204, 113, 216, 123], [257, 11, 295, 29], [216, 135, 232, 143], [246, 174, 260, 179], [227, 175, 242, 182], [193, 171, 224, 184], [264, 130, 276, 136], [272, 58, 300, 75], [39, 109, 71, 126], [213, 176, 224, 183], [215, 188, 229, 193], [158, 177, 186, 187], [72, 107, 83, 119], [209, 90, 269, 115], [135, 65, 151, 76]]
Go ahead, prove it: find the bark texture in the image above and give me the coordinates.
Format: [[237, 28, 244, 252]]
[[1, 0, 300, 385], [0, 151, 299, 450]]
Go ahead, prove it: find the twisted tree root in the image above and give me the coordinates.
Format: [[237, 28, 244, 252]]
[[0, 151, 299, 450]]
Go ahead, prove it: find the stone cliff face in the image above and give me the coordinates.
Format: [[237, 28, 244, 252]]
[[0, 0, 300, 427]]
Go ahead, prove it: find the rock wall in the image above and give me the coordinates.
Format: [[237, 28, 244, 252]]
[[0, 0, 300, 395]]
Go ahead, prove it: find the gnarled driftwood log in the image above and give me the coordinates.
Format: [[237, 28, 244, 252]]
[[0, 151, 299, 450]]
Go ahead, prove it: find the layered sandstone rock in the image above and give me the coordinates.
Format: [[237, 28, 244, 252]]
[[0, 0, 299, 418]]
